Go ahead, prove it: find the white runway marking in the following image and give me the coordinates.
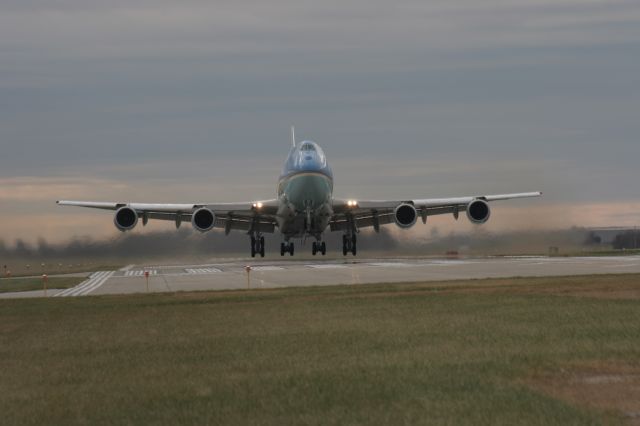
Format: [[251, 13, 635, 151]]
[[251, 266, 284, 271], [602, 263, 640, 269], [185, 268, 222, 274], [125, 270, 157, 277], [306, 264, 348, 269], [143, 259, 245, 269], [367, 262, 413, 268], [426, 260, 475, 266], [55, 271, 115, 297], [501, 256, 546, 259]]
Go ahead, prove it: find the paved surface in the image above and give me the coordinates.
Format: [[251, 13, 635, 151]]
[[3, 255, 639, 299]]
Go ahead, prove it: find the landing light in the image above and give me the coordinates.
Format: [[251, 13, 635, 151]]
[[347, 200, 358, 207], [253, 202, 264, 209]]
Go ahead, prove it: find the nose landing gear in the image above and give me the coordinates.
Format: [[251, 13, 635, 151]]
[[312, 241, 326, 256], [280, 241, 294, 256]]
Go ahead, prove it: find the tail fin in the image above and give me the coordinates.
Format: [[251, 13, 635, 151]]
[[291, 125, 296, 148]]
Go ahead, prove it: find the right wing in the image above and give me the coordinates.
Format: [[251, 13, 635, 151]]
[[329, 192, 542, 232], [56, 199, 280, 234]]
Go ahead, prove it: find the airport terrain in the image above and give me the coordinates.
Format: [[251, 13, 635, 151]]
[[1, 273, 639, 425], [0, 276, 85, 294]]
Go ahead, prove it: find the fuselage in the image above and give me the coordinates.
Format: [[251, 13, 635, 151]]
[[276, 141, 334, 239]]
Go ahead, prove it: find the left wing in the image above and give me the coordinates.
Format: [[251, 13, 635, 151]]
[[330, 192, 542, 232], [56, 199, 280, 234]]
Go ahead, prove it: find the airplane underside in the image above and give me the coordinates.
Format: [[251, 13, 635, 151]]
[[246, 173, 354, 258], [248, 205, 352, 258]]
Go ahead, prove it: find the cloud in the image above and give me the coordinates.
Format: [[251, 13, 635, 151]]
[[0, 177, 129, 201], [2, 0, 639, 81], [0, 0, 639, 244]]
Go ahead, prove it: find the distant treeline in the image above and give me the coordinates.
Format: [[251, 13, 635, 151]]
[[0, 226, 600, 260], [612, 231, 640, 250], [0, 228, 398, 259]]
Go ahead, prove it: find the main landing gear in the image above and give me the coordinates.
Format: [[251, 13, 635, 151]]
[[312, 241, 326, 256], [280, 241, 294, 256], [250, 234, 265, 258], [342, 234, 357, 256]]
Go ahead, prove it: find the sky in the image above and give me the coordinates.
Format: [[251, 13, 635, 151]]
[[1, 0, 640, 243]]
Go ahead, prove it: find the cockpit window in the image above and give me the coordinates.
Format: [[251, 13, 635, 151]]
[[282, 140, 329, 175]]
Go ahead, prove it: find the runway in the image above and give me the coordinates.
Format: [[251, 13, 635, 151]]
[[5, 255, 640, 298]]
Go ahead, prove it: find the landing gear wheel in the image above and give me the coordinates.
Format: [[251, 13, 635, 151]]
[[342, 234, 357, 256], [321, 241, 326, 255], [280, 243, 285, 256], [289, 242, 295, 256], [312, 242, 318, 256], [250, 235, 265, 258]]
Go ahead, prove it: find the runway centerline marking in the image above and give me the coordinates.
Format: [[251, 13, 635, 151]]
[[125, 270, 158, 277], [306, 264, 348, 269], [185, 268, 222, 274], [602, 263, 639, 268], [251, 266, 284, 271], [426, 260, 476, 266], [367, 262, 414, 268]]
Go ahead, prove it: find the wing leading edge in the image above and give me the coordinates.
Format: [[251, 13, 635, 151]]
[[330, 191, 542, 232], [58, 191, 541, 235], [56, 199, 279, 234]]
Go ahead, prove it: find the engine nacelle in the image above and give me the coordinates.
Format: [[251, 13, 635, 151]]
[[394, 203, 418, 229], [114, 206, 138, 231], [466, 199, 491, 224], [191, 208, 215, 232]]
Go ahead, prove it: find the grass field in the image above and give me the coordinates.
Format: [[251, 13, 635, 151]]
[[0, 276, 86, 293], [1, 274, 639, 425], [1, 263, 122, 278]]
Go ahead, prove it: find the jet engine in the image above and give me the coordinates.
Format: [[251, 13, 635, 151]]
[[466, 199, 491, 224], [114, 206, 138, 231], [191, 208, 216, 232], [394, 203, 418, 228]]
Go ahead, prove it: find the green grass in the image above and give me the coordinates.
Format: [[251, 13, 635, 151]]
[[0, 276, 85, 293], [1, 264, 123, 278], [1, 275, 639, 425]]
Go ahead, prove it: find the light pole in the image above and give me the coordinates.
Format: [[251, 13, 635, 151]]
[[245, 266, 252, 289]]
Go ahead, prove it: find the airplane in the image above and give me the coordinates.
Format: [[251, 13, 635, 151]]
[[58, 127, 542, 257]]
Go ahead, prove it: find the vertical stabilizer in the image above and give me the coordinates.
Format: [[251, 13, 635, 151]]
[[291, 125, 296, 148]]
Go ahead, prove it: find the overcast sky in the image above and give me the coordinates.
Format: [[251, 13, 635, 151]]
[[1, 0, 639, 243]]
